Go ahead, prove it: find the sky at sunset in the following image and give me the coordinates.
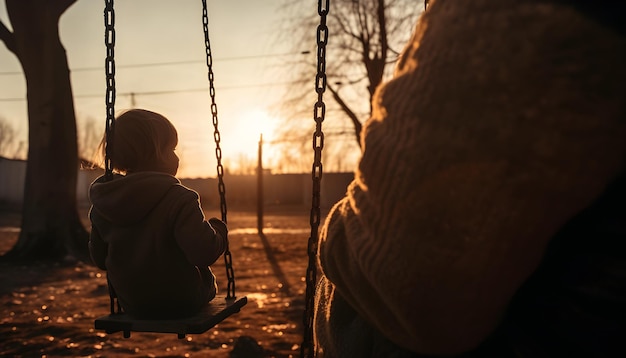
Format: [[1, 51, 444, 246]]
[[0, 0, 321, 178]]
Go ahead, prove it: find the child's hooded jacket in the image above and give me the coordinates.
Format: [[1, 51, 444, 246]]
[[88, 171, 226, 318]]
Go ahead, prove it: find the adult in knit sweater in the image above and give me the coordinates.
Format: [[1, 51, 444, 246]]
[[89, 109, 228, 319], [314, 0, 626, 357]]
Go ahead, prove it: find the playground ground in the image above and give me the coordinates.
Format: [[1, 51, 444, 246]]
[[0, 205, 321, 358]]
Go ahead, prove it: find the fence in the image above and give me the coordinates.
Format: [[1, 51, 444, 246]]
[[0, 157, 353, 210]]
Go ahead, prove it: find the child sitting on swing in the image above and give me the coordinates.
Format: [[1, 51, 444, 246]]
[[88, 108, 227, 319]]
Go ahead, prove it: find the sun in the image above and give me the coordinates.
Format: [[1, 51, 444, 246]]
[[239, 108, 277, 144], [226, 107, 280, 172]]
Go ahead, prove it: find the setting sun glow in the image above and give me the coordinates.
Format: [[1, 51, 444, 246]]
[[240, 108, 277, 144], [227, 108, 279, 173]]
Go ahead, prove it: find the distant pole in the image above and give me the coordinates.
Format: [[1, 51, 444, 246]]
[[257, 134, 264, 234]]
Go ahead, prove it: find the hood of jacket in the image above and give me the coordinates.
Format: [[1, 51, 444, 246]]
[[89, 172, 180, 225]]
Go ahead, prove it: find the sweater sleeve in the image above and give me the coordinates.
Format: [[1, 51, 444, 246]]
[[317, 1, 626, 355], [173, 189, 226, 267]]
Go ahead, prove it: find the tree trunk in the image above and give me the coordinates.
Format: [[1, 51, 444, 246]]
[[0, 0, 89, 262]]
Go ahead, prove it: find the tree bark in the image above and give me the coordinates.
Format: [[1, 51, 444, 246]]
[[0, 0, 89, 262]]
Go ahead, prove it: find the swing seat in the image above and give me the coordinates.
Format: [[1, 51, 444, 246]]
[[94, 295, 247, 339]]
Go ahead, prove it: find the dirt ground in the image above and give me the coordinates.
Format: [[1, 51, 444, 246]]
[[0, 205, 322, 358]]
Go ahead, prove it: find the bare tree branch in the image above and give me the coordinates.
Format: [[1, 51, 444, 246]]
[[279, 0, 422, 126], [0, 116, 18, 157], [378, 0, 389, 63], [0, 20, 17, 54], [327, 83, 363, 147], [271, 0, 423, 171]]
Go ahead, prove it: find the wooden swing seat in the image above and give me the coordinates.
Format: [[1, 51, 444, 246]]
[[94, 295, 247, 339]]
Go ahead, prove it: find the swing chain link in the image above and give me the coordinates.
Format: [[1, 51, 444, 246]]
[[104, 0, 116, 181], [302, 1, 329, 357], [201, 0, 236, 300]]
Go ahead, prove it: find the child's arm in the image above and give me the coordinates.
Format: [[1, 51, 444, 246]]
[[208, 218, 228, 243], [174, 190, 227, 266]]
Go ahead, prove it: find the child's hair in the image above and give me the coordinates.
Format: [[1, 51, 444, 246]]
[[100, 109, 178, 173]]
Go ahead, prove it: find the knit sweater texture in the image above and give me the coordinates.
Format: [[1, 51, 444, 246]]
[[314, 0, 626, 356], [89, 172, 226, 319]]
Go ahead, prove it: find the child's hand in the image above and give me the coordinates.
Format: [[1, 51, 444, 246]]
[[208, 218, 228, 241]]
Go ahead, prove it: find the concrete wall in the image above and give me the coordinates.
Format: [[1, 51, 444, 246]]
[[78, 169, 105, 206], [0, 157, 26, 206], [1, 157, 354, 210], [0, 157, 104, 208], [182, 172, 354, 210]]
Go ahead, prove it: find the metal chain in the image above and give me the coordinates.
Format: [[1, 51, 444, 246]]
[[104, 0, 116, 181], [201, 0, 236, 300], [301, 0, 329, 357], [104, 0, 119, 316]]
